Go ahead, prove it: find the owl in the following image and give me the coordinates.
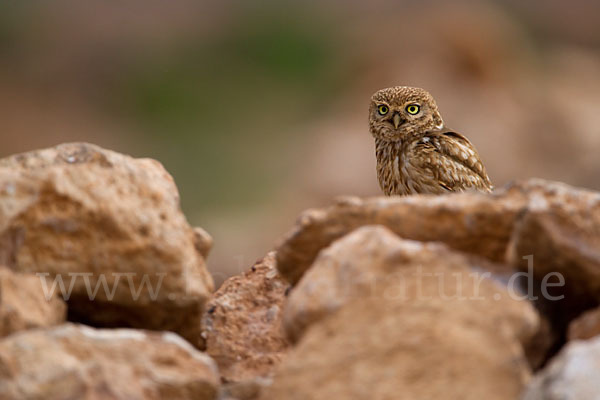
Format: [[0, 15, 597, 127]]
[[369, 86, 492, 195]]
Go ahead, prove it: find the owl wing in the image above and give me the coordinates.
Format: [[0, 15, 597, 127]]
[[406, 129, 493, 193]]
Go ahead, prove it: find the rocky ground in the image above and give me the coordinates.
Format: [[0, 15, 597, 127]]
[[0, 143, 599, 399]]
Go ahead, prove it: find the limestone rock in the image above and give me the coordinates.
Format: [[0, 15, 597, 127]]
[[0, 143, 214, 346], [284, 225, 539, 346], [522, 336, 600, 400], [202, 252, 290, 382], [263, 226, 542, 400], [507, 180, 600, 319], [275, 183, 531, 285], [0, 266, 66, 337], [568, 307, 600, 341], [276, 179, 600, 287], [0, 323, 220, 400]]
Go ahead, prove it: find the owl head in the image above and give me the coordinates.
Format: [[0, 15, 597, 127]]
[[369, 86, 444, 141]]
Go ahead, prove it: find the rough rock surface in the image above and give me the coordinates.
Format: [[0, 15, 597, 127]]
[[263, 226, 542, 400], [522, 336, 600, 400], [0, 266, 66, 337], [568, 307, 600, 341], [202, 252, 290, 382], [507, 180, 600, 320], [276, 179, 600, 286], [0, 323, 220, 400], [283, 226, 540, 346], [0, 143, 213, 345], [276, 183, 531, 284]]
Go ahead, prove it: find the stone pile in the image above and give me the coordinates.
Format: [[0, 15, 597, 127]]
[[0, 143, 598, 399]]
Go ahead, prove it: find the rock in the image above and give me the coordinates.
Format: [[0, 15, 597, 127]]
[[275, 183, 531, 285], [0, 266, 66, 337], [568, 307, 600, 341], [202, 252, 290, 382], [522, 336, 600, 400], [283, 226, 540, 346], [507, 180, 600, 321], [0, 323, 220, 400], [263, 226, 542, 400], [0, 143, 214, 346]]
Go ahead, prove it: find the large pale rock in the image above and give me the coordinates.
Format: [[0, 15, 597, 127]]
[[0, 324, 220, 400], [522, 336, 600, 400], [276, 183, 531, 285], [201, 252, 290, 382], [284, 226, 539, 345], [507, 180, 600, 318], [568, 306, 600, 341], [0, 266, 66, 337], [0, 143, 214, 345], [263, 226, 542, 400]]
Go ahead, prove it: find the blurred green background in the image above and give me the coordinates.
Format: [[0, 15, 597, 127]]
[[2, 0, 599, 284]]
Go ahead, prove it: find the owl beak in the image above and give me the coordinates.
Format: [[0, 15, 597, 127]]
[[393, 113, 402, 129]]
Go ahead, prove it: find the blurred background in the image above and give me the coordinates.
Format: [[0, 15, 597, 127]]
[[1, 0, 599, 285]]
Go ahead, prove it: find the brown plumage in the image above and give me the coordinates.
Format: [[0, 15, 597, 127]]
[[369, 86, 492, 195]]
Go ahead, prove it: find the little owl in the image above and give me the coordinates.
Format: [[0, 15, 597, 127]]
[[369, 86, 492, 195]]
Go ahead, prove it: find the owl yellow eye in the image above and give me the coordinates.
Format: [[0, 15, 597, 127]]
[[406, 104, 420, 115], [377, 105, 389, 115]]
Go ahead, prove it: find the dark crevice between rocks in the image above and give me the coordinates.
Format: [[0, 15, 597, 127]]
[[66, 295, 206, 350]]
